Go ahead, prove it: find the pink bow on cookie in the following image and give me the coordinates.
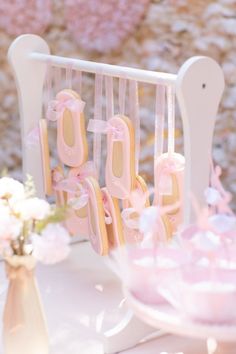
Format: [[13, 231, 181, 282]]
[[46, 97, 85, 122], [87, 119, 123, 140]]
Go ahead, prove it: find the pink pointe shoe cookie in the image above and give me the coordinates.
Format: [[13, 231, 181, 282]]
[[64, 162, 98, 236], [105, 115, 136, 200], [64, 168, 89, 237], [84, 177, 109, 256], [154, 152, 185, 233], [122, 175, 150, 244], [52, 165, 67, 207], [47, 89, 88, 167], [102, 187, 125, 249], [38, 119, 52, 196]]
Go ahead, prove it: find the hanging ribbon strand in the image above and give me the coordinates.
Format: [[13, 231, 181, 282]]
[[44, 60, 52, 117], [66, 63, 73, 89], [167, 85, 175, 156], [105, 76, 114, 121], [129, 80, 140, 174], [118, 78, 127, 115], [93, 73, 104, 176], [154, 85, 166, 163], [54, 66, 62, 94], [76, 71, 83, 96]]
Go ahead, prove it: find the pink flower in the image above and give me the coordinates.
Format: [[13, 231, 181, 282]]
[[32, 224, 70, 264], [13, 197, 50, 221]]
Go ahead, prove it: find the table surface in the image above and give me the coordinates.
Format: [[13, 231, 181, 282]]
[[0, 242, 207, 354]]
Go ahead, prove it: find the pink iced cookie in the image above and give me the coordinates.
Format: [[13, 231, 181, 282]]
[[102, 187, 125, 249], [154, 152, 185, 233], [47, 89, 88, 167], [105, 115, 135, 200], [64, 167, 89, 237], [84, 177, 109, 256], [38, 119, 52, 196], [52, 166, 67, 207]]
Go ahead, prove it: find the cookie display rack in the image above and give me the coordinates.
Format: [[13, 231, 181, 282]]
[[8, 34, 225, 353]]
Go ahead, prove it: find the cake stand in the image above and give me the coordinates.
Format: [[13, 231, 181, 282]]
[[124, 288, 236, 354]]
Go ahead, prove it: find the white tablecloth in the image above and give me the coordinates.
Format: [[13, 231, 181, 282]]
[[0, 242, 207, 353]]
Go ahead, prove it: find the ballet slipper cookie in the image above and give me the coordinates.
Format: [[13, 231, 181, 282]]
[[122, 175, 150, 244], [101, 187, 125, 249], [64, 162, 98, 236], [105, 115, 135, 199], [84, 177, 109, 256], [38, 119, 52, 196], [123, 175, 150, 210], [47, 89, 88, 167], [52, 165, 67, 207], [154, 152, 185, 232], [62, 169, 88, 237]]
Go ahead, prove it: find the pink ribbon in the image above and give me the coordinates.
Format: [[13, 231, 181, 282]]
[[46, 97, 85, 122], [87, 119, 123, 140], [209, 161, 233, 215], [122, 201, 180, 232], [52, 162, 97, 210]]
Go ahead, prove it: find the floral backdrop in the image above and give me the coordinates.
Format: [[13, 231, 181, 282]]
[[0, 0, 236, 203]]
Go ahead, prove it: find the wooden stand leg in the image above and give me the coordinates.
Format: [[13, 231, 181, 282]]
[[8, 34, 49, 197], [176, 56, 225, 223]]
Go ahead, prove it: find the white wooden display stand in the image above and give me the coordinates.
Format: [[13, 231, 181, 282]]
[[8, 34, 225, 354]]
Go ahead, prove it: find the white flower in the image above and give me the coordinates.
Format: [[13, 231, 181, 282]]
[[13, 197, 50, 221], [32, 224, 70, 264], [204, 187, 221, 206], [0, 204, 22, 241], [0, 177, 25, 202], [139, 206, 158, 234], [209, 214, 236, 234]]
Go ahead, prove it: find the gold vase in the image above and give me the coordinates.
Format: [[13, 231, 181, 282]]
[[3, 255, 49, 354]]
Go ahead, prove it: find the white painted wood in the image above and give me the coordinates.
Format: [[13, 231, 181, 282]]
[[30, 52, 176, 85], [176, 56, 225, 223], [8, 34, 50, 197]]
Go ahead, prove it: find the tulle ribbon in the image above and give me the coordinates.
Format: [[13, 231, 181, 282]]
[[87, 119, 123, 140], [46, 97, 85, 122], [52, 162, 97, 210]]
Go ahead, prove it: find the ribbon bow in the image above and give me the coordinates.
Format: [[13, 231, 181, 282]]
[[52, 162, 97, 210], [46, 97, 85, 122], [87, 119, 123, 140]]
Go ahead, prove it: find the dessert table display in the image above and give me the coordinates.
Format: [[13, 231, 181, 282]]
[[7, 34, 233, 354]]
